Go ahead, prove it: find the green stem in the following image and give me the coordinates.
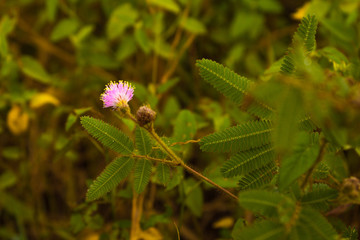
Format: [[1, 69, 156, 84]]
[[301, 139, 327, 190], [125, 110, 239, 200], [131, 154, 179, 165], [148, 128, 184, 164], [148, 127, 239, 201]]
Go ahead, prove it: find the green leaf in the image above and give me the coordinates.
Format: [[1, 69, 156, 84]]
[[197, 59, 273, 118], [148, 0, 180, 13], [153, 38, 173, 59], [106, 3, 138, 40], [165, 167, 183, 191], [135, 126, 152, 155], [70, 213, 85, 234], [80, 116, 134, 154], [295, 15, 318, 52], [156, 163, 170, 186], [184, 178, 203, 217], [238, 163, 277, 190], [0, 191, 33, 221], [0, 15, 16, 57], [116, 35, 137, 61], [0, 35, 7, 57], [20, 56, 52, 84], [280, 15, 318, 75], [290, 207, 337, 240], [74, 107, 92, 116], [0, 171, 17, 190], [279, 132, 320, 191], [233, 220, 286, 240], [86, 157, 134, 201], [222, 145, 275, 177], [65, 113, 77, 132], [239, 190, 295, 218], [319, 47, 349, 65], [46, 0, 58, 22], [0, 15, 16, 36], [157, 77, 179, 94], [180, 17, 206, 34], [200, 120, 272, 153], [173, 110, 197, 142], [71, 25, 94, 47], [301, 183, 337, 211], [273, 87, 303, 154], [312, 162, 330, 180], [135, 27, 152, 54], [142, 206, 172, 229], [196, 59, 252, 105], [342, 227, 359, 240], [133, 159, 152, 194], [321, 18, 356, 43], [50, 18, 79, 42], [298, 116, 317, 132]]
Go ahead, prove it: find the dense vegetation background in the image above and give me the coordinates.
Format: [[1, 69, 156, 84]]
[[1, 0, 360, 239]]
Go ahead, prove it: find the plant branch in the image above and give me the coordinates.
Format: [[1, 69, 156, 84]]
[[131, 154, 179, 165], [170, 139, 201, 146], [152, 139, 201, 150], [124, 110, 238, 200], [301, 139, 327, 190], [147, 126, 239, 201], [181, 162, 239, 201], [160, 33, 196, 84]]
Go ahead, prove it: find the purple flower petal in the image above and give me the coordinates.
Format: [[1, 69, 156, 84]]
[[100, 81, 134, 110]]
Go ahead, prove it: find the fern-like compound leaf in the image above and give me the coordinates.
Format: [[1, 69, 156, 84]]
[[133, 159, 152, 193], [290, 207, 337, 240], [238, 162, 277, 190], [221, 145, 275, 177], [298, 116, 317, 131], [342, 227, 359, 240], [313, 163, 330, 180], [135, 126, 152, 155], [233, 220, 286, 240], [200, 120, 272, 153], [280, 15, 318, 75], [279, 132, 320, 191], [301, 183, 337, 211], [296, 15, 318, 52], [197, 59, 274, 119], [245, 101, 274, 120], [239, 190, 295, 219], [86, 157, 134, 201], [157, 163, 170, 186], [81, 116, 134, 154], [280, 55, 295, 75], [196, 58, 251, 104]]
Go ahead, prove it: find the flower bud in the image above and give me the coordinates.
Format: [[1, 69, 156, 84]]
[[136, 106, 156, 127], [341, 177, 360, 201]]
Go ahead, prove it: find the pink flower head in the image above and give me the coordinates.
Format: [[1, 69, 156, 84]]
[[100, 81, 134, 110]]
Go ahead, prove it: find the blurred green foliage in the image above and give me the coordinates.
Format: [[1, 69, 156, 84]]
[[1, 0, 360, 239]]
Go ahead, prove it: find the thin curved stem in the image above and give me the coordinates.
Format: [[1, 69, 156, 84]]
[[148, 127, 239, 201], [181, 163, 239, 201], [131, 154, 179, 165], [301, 139, 327, 190], [124, 110, 239, 201]]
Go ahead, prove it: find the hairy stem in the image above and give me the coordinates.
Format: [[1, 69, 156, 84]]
[[301, 139, 327, 190], [125, 111, 238, 200], [131, 154, 179, 165], [181, 162, 239, 200], [147, 127, 239, 201]]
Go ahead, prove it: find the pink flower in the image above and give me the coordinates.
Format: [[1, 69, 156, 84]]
[[100, 81, 134, 110]]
